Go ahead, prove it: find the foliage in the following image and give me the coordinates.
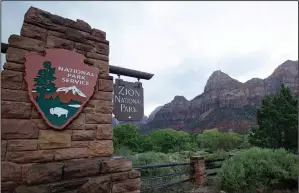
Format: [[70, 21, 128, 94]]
[[113, 125, 199, 153], [34, 61, 57, 97], [151, 129, 197, 153], [197, 129, 246, 152], [217, 147, 298, 193], [249, 85, 298, 152], [113, 124, 140, 152]]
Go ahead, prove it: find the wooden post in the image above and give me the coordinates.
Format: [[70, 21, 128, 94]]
[[190, 156, 206, 186]]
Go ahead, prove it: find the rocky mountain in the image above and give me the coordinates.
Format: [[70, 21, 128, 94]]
[[143, 60, 298, 133]]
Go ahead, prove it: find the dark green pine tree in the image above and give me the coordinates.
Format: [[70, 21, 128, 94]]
[[34, 61, 57, 99], [249, 84, 298, 152]]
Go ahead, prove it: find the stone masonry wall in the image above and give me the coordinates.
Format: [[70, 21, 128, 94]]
[[1, 7, 140, 193]]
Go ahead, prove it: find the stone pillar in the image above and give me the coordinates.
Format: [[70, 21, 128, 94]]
[[190, 156, 206, 186], [1, 6, 140, 193]]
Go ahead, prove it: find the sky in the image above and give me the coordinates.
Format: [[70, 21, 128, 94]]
[[1, 1, 298, 116]]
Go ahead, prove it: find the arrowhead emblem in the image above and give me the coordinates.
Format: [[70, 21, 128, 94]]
[[24, 49, 99, 130]]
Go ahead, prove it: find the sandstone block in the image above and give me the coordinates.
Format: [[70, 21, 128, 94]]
[[111, 172, 129, 182], [3, 62, 25, 72], [82, 107, 95, 113], [85, 113, 112, 124], [94, 60, 109, 75], [5, 47, 30, 64], [2, 119, 39, 140], [84, 58, 96, 65], [94, 102, 113, 114], [128, 169, 141, 179], [21, 163, 33, 182], [75, 43, 95, 52], [54, 148, 89, 161], [88, 140, 113, 157], [72, 130, 95, 141], [95, 42, 109, 56], [39, 130, 71, 149], [77, 175, 111, 193], [25, 7, 67, 33], [31, 119, 49, 130], [112, 178, 140, 193], [98, 74, 114, 80], [75, 49, 86, 56], [2, 141, 7, 160], [86, 39, 109, 47], [48, 30, 66, 38], [31, 107, 42, 119], [8, 34, 45, 52], [46, 36, 74, 50], [101, 159, 132, 173], [96, 124, 113, 140], [1, 101, 32, 119], [6, 150, 54, 163], [22, 80, 28, 91], [2, 162, 22, 181], [27, 162, 64, 185], [91, 28, 106, 40], [1, 70, 24, 90], [14, 185, 50, 193], [63, 158, 101, 180], [50, 178, 89, 193], [21, 22, 48, 41], [67, 113, 85, 130], [85, 124, 97, 130], [67, 19, 92, 33], [98, 79, 113, 92], [71, 141, 89, 148], [65, 28, 88, 43], [87, 100, 112, 114], [91, 91, 113, 101], [7, 140, 38, 151], [1, 89, 30, 102], [86, 52, 109, 62], [2, 181, 21, 193]]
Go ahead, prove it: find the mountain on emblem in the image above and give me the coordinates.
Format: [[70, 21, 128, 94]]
[[57, 86, 87, 98], [25, 49, 99, 130]]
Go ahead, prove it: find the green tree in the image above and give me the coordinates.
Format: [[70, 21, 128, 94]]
[[135, 134, 153, 152], [249, 84, 298, 152], [197, 129, 244, 151], [113, 124, 140, 151], [151, 129, 193, 153], [34, 61, 57, 99]]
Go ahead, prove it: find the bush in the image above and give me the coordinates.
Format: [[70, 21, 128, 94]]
[[217, 147, 298, 193], [197, 129, 245, 151], [151, 129, 196, 153]]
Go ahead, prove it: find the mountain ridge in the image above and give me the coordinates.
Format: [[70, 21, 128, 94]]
[[142, 60, 298, 133]]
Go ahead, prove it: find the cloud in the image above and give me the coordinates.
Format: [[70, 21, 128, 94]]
[[1, 1, 298, 115]]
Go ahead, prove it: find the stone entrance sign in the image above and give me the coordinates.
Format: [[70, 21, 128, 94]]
[[24, 49, 99, 129], [113, 79, 144, 121]]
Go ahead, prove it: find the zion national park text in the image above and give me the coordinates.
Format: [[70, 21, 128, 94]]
[[58, 66, 95, 86]]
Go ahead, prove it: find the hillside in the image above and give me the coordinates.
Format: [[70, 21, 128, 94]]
[[142, 60, 298, 133]]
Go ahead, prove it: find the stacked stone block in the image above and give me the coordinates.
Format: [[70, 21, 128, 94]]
[[1, 6, 140, 193], [190, 156, 206, 186]]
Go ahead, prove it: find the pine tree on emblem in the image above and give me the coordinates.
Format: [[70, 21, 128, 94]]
[[34, 61, 57, 100]]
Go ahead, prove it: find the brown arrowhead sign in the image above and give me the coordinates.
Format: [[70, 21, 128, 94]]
[[24, 49, 99, 130]]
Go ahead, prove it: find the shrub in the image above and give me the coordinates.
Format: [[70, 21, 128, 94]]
[[197, 129, 244, 151], [217, 147, 298, 193]]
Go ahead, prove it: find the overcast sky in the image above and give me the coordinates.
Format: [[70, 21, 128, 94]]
[[1, 1, 298, 116]]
